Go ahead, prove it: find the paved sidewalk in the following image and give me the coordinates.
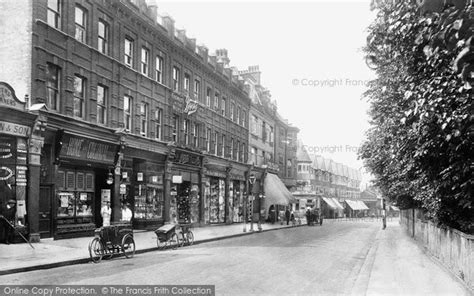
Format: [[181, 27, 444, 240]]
[[0, 221, 301, 275], [352, 220, 473, 296]]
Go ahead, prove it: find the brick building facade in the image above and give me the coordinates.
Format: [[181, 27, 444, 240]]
[[0, 0, 251, 240]]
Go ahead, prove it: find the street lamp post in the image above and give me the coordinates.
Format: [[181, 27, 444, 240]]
[[248, 173, 256, 232]]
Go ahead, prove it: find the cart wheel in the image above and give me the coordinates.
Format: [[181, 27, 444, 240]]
[[122, 234, 135, 258], [186, 231, 194, 246], [88, 237, 104, 263], [157, 237, 166, 250], [170, 233, 179, 250]]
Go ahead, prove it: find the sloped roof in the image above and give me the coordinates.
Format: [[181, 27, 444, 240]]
[[296, 142, 312, 163]]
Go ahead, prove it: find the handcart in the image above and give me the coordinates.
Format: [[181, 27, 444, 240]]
[[176, 223, 194, 247], [88, 223, 135, 263], [154, 224, 180, 250]]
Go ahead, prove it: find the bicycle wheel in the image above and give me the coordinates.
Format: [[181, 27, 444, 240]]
[[186, 231, 194, 246], [170, 233, 179, 250], [88, 237, 104, 263], [121, 234, 136, 258], [157, 236, 166, 250]]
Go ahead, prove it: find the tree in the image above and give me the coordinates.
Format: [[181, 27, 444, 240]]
[[360, 0, 473, 233]]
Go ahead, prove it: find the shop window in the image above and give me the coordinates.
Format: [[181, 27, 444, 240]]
[[75, 6, 87, 43], [46, 63, 60, 111], [57, 170, 94, 223], [98, 20, 108, 55], [47, 0, 61, 29], [134, 185, 164, 220]]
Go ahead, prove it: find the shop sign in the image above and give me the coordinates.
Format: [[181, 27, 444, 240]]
[[119, 184, 126, 195], [59, 134, 116, 164], [0, 82, 25, 111], [101, 189, 111, 203], [174, 150, 201, 167], [206, 170, 226, 178], [0, 121, 31, 137], [0, 166, 14, 181], [172, 91, 198, 116], [172, 175, 183, 184]]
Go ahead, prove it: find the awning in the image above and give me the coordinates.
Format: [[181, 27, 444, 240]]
[[331, 198, 344, 210], [322, 197, 343, 210], [346, 200, 369, 210], [390, 205, 400, 211], [264, 173, 296, 205]]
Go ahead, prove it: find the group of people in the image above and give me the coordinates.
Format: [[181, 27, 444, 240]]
[[100, 201, 132, 227], [306, 207, 323, 226]]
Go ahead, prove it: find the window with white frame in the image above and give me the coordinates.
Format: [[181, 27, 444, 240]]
[[97, 85, 107, 125], [236, 140, 240, 161], [221, 134, 225, 157], [75, 6, 87, 43], [236, 106, 241, 125], [241, 143, 245, 162], [241, 111, 246, 127], [98, 20, 109, 55], [214, 132, 218, 156], [183, 119, 190, 145], [124, 95, 132, 132], [192, 123, 199, 147], [140, 103, 148, 136], [45, 63, 60, 111], [172, 115, 179, 142], [230, 138, 234, 160], [184, 73, 190, 92], [206, 87, 211, 107], [251, 115, 258, 135], [206, 128, 211, 152], [124, 37, 134, 67], [194, 79, 200, 100], [154, 108, 162, 140], [155, 56, 163, 83], [214, 92, 219, 111], [172, 66, 180, 91], [251, 147, 257, 165], [221, 97, 226, 116], [141, 47, 150, 76], [47, 0, 61, 29], [230, 102, 235, 122], [73, 75, 85, 118]]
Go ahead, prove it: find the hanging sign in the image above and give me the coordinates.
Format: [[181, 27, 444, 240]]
[[101, 189, 111, 203]]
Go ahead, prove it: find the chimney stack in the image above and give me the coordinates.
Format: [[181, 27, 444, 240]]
[[161, 14, 175, 37], [216, 49, 230, 67]]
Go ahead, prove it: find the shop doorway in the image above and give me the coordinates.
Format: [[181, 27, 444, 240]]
[[39, 185, 53, 238]]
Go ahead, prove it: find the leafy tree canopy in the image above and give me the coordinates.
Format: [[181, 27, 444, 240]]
[[360, 0, 473, 233]]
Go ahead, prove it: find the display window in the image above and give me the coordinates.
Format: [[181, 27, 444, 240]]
[[175, 181, 199, 224], [232, 181, 244, 222], [209, 177, 226, 223], [134, 184, 164, 219], [56, 169, 95, 224]]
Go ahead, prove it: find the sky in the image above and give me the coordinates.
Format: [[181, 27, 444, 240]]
[[156, 0, 377, 187]]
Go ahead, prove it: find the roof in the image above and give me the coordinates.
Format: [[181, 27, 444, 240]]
[[296, 142, 312, 163]]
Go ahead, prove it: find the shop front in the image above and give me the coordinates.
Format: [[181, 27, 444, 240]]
[[0, 82, 39, 243], [53, 131, 119, 238], [119, 139, 168, 230], [228, 167, 247, 223], [169, 149, 202, 225]]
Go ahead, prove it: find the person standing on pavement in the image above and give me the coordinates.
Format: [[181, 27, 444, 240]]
[[101, 201, 112, 226], [285, 207, 291, 225], [306, 207, 311, 226], [0, 179, 14, 244], [1, 199, 16, 244]]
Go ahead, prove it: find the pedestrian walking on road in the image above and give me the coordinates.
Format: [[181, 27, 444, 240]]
[[285, 208, 291, 225]]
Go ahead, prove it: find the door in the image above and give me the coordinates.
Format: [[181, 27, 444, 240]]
[[39, 186, 53, 238]]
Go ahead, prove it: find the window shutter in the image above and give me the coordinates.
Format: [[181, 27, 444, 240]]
[[76, 172, 85, 191], [85, 173, 94, 192], [57, 170, 65, 190], [66, 171, 75, 191]]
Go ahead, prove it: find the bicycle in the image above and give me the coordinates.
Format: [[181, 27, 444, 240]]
[[177, 223, 194, 247], [155, 224, 180, 250]]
